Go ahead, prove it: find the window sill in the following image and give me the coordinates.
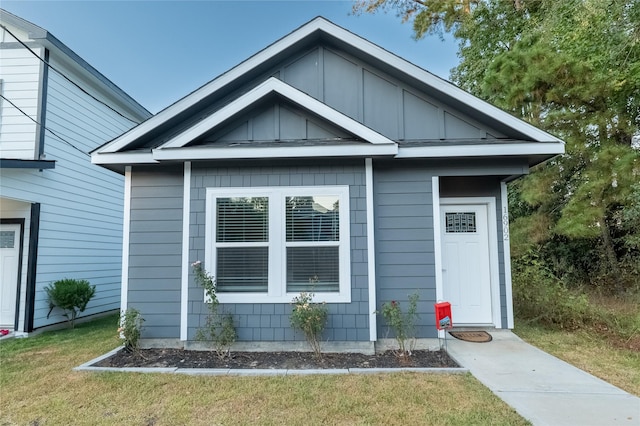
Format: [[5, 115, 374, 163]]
[[213, 292, 351, 304]]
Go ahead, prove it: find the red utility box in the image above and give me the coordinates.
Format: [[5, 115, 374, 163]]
[[434, 302, 452, 330]]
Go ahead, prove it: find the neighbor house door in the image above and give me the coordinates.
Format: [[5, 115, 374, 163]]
[[0, 223, 21, 327], [440, 203, 493, 325]]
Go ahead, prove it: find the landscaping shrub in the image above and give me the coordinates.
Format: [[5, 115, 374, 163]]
[[512, 252, 592, 329], [118, 308, 144, 352], [191, 261, 237, 358], [44, 278, 96, 328], [378, 293, 419, 356], [290, 292, 328, 357]]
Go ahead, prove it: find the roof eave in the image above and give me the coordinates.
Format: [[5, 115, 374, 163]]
[[151, 143, 398, 161]]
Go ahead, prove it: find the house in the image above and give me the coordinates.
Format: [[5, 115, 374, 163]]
[[92, 17, 564, 351], [0, 9, 151, 334]]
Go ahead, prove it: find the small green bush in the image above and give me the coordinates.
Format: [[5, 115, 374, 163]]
[[379, 293, 419, 356], [290, 292, 328, 357], [118, 308, 144, 352], [45, 278, 96, 328], [191, 261, 237, 358], [512, 252, 592, 329]]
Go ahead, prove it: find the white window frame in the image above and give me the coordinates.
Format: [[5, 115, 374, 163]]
[[205, 186, 351, 304]]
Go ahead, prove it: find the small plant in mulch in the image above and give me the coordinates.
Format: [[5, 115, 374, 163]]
[[44, 278, 96, 328], [379, 293, 420, 357], [192, 261, 237, 359], [290, 291, 328, 357], [118, 308, 144, 353]]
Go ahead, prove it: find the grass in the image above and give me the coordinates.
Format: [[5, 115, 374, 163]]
[[0, 315, 527, 425], [514, 292, 640, 396]]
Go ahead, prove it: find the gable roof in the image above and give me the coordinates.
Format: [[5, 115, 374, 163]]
[[92, 16, 563, 167]]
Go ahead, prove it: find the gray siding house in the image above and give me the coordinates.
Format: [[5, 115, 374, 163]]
[[93, 18, 563, 351]]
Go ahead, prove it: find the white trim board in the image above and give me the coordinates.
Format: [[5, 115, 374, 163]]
[[180, 162, 191, 341], [120, 166, 132, 315], [501, 182, 514, 329], [92, 152, 156, 165], [365, 158, 377, 341], [431, 177, 444, 339], [396, 142, 564, 159], [151, 143, 397, 162]]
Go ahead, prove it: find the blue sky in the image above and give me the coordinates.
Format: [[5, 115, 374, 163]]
[[2, 1, 460, 114]]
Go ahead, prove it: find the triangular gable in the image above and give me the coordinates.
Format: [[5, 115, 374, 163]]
[[93, 17, 563, 160], [158, 78, 396, 149], [209, 104, 352, 143], [149, 78, 397, 161]]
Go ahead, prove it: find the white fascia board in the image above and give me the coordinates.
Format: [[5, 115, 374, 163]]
[[159, 77, 395, 149], [395, 142, 565, 159], [152, 143, 397, 161], [91, 152, 157, 165]]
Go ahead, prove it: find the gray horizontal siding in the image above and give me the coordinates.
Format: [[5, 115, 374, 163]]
[[128, 165, 183, 339], [374, 161, 437, 338], [188, 160, 370, 342]]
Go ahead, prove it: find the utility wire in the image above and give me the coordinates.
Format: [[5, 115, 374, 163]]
[[0, 23, 143, 125], [0, 93, 90, 157]]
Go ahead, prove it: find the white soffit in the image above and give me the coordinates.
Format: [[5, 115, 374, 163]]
[[91, 151, 156, 165], [96, 17, 563, 155], [157, 77, 396, 149]]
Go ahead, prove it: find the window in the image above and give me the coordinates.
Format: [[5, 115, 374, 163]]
[[0, 231, 15, 248], [215, 197, 269, 292], [445, 212, 477, 233], [205, 186, 351, 303]]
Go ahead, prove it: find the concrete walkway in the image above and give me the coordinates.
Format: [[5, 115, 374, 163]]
[[446, 330, 639, 426]]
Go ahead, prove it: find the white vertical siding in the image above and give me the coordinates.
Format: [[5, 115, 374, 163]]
[[0, 47, 42, 159]]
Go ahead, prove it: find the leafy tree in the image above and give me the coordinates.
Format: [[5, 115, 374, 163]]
[[354, 0, 640, 292]]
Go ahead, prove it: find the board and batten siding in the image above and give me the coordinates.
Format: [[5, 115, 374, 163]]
[[0, 52, 143, 329], [0, 46, 41, 159], [127, 166, 184, 339], [373, 162, 437, 338], [186, 160, 370, 342], [279, 45, 506, 142]]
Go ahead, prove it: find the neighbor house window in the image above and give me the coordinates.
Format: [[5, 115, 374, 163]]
[[205, 186, 351, 303]]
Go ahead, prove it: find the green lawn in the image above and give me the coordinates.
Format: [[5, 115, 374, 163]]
[[0, 315, 527, 425], [514, 290, 640, 397]]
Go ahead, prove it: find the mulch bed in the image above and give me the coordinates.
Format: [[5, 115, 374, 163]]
[[95, 348, 459, 370]]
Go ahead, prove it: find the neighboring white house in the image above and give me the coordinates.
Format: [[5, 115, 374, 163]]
[[0, 9, 150, 334]]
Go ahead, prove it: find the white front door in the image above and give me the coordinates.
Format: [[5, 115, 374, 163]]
[[0, 224, 20, 327], [440, 204, 493, 325]]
